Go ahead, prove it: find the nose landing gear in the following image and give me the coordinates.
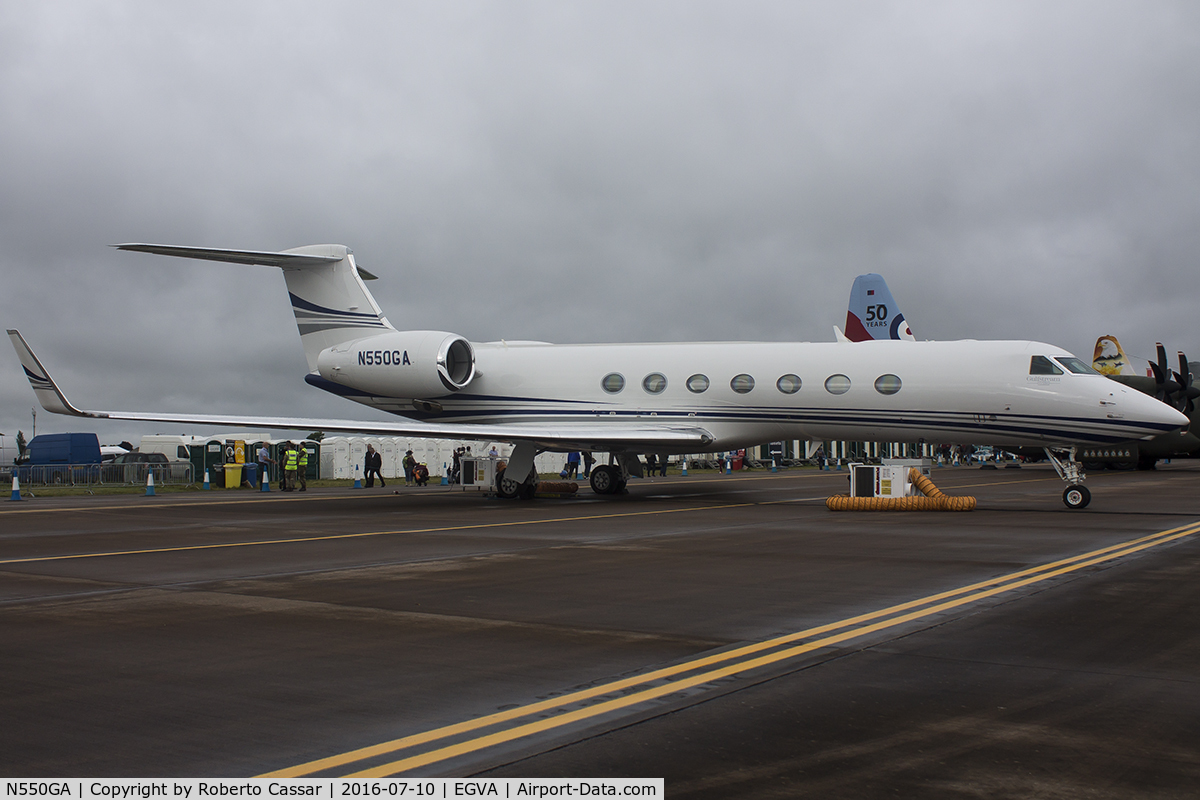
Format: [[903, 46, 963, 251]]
[[1044, 446, 1090, 509]]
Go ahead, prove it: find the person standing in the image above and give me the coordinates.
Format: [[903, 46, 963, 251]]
[[256, 442, 274, 488], [582, 451, 594, 478], [297, 444, 308, 492], [403, 449, 416, 486], [283, 443, 299, 491], [565, 451, 580, 479], [363, 445, 374, 488], [365, 444, 385, 488]]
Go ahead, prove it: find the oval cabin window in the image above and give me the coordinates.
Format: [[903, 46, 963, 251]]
[[874, 374, 902, 395], [776, 374, 802, 394], [601, 373, 625, 394], [731, 374, 755, 394], [642, 373, 667, 394], [825, 374, 851, 395]]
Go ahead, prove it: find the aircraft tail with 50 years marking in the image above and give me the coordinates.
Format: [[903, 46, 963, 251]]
[[836, 273, 915, 342]]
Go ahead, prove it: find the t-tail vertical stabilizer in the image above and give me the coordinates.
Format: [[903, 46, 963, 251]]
[[115, 243, 395, 371], [842, 273, 915, 342]]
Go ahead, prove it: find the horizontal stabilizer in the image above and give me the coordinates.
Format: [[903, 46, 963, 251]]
[[114, 243, 342, 268]]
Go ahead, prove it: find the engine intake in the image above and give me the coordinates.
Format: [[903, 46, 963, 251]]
[[316, 330, 476, 398]]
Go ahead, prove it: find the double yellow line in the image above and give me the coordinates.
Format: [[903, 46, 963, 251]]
[[262, 519, 1200, 778]]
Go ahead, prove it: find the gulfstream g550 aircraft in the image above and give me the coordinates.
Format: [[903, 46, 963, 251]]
[[9, 243, 1188, 508]]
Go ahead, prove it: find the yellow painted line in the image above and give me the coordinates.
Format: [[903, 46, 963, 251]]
[[0, 502, 759, 566], [0, 490, 435, 515], [261, 519, 1200, 777]]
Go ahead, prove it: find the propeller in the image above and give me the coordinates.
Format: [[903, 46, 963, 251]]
[[1146, 343, 1196, 414], [1150, 343, 1181, 403], [1174, 351, 1200, 413]]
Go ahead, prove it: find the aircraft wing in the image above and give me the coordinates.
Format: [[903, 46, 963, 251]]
[[8, 330, 712, 451]]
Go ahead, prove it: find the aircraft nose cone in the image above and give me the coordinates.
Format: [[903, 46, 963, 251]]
[[1129, 391, 1190, 429]]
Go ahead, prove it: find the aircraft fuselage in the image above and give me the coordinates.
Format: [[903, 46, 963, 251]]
[[310, 337, 1181, 453]]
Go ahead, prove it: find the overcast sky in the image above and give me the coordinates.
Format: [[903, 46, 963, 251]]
[[2, 1, 1198, 448]]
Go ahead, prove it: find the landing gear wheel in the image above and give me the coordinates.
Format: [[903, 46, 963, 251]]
[[1063, 485, 1091, 509], [590, 465, 619, 495], [495, 468, 521, 499], [496, 468, 538, 500]]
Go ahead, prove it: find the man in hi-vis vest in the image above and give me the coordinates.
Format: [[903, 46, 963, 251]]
[[283, 444, 298, 492]]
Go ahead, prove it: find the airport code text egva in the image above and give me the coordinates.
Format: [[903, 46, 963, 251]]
[[3, 781, 662, 799]]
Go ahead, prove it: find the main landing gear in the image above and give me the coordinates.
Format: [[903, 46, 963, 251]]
[[589, 453, 641, 495], [1044, 446, 1090, 509], [495, 441, 539, 500], [495, 466, 537, 499], [589, 465, 626, 495], [495, 447, 641, 499]]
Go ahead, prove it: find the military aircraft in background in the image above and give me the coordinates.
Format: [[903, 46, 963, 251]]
[[1092, 335, 1144, 377], [834, 273, 915, 343], [1083, 336, 1200, 470], [9, 244, 1189, 508]]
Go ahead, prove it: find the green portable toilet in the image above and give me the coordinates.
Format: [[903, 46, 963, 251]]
[[189, 439, 225, 481]]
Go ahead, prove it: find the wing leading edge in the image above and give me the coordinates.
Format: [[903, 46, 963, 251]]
[[7, 330, 712, 452]]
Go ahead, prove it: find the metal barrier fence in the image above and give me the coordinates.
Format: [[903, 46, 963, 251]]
[[16, 462, 195, 487]]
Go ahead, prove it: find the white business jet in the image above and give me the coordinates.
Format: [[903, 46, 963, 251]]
[[8, 243, 1188, 508]]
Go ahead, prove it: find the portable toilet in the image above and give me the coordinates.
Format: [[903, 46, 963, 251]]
[[190, 438, 225, 481]]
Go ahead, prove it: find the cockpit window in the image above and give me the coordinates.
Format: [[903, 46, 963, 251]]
[[1054, 357, 1099, 375], [1030, 356, 1063, 375]]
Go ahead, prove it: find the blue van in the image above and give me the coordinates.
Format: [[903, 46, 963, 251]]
[[16, 433, 102, 484]]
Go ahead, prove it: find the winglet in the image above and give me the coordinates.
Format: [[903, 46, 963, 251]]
[[6, 330, 100, 418]]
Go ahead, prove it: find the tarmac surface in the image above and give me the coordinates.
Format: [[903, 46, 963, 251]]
[[2, 463, 1198, 797]]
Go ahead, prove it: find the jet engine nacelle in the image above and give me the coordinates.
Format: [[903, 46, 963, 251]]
[[316, 330, 476, 398]]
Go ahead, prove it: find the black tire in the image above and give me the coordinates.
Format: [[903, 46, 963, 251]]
[[1063, 485, 1091, 509], [495, 468, 522, 500], [590, 465, 618, 495]]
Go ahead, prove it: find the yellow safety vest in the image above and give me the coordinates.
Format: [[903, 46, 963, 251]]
[[298, 450, 308, 468], [285, 450, 299, 471]]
